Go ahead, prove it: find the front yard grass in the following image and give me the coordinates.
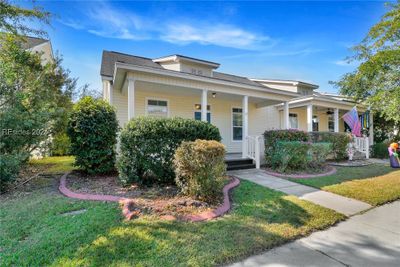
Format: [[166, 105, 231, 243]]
[[289, 164, 400, 206], [0, 157, 344, 267]]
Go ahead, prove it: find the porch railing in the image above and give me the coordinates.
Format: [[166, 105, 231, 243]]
[[354, 135, 370, 159], [245, 135, 263, 169]]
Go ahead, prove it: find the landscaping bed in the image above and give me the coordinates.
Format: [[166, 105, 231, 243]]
[[65, 171, 224, 218], [264, 165, 336, 179], [0, 156, 344, 266]]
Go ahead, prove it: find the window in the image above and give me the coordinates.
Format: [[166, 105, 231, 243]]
[[328, 114, 335, 132], [312, 115, 319, 131], [194, 104, 211, 123], [289, 113, 298, 129], [147, 99, 168, 117], [232, 108, 243, 141]]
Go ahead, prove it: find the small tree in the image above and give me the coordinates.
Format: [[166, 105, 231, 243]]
[[67, 96, 119, 174]]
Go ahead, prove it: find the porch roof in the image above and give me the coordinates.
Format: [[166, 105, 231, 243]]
[[275, 93, 366, 112]]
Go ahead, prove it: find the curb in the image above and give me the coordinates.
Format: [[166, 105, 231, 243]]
[[59, 172, 240, 222]]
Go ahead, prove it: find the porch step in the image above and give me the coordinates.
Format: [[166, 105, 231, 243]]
[[225, 158, 256, 171]]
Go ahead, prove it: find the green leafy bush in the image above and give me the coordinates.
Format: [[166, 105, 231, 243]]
[[50, 133, 71, 156], [67, 96, 118, 174], [0, 153, 26, 193], [271, 141, 310, 172], [117, 117, 221, 185], [371, 142, 389, 159], [174, 140, 226, 203], [309, 143, 332, 168], [264, 129, 309, 165], [309, 132, 351, 161]]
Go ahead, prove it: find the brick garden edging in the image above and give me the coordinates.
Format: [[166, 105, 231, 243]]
[[59, 172, 240, 222], [264, 165, 337, 179]]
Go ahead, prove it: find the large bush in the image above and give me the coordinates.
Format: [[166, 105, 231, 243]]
[[67, 96, 118, 174], [0, 153, 26, 193], [117, 117, 221, 185], [271, 141, 310, 172], [270, 141, 331, 173], [50, 133, 71, 156], [264, 129, 309, 165], [309, 132, 351, 161], [174, 140, 226, 203], [371, 142, 389, 159]]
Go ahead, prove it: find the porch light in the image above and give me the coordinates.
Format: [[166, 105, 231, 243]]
[[212, 92, 216, 98]]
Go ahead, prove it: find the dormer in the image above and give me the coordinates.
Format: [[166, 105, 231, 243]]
[[153, 55, 220, 77], [251, 79, 318, 95]]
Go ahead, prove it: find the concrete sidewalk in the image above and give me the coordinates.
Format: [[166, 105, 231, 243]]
[[229, 169, 372, 216], [228, 201, 400, 267]]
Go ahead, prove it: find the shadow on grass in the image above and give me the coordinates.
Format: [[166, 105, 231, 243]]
[[47, 181, 341, 267]]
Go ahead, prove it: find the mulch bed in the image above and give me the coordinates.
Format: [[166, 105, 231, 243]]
[[66, 171, 221, 218], [264, 165, 337, 179]]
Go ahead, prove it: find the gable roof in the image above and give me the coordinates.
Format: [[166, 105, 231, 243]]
[[101, 50, 268, 88], [22, 36, 48, 49]]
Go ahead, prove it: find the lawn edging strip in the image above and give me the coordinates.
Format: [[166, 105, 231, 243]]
[[264, 165, 337, 179], [59, 172, 240, 222]]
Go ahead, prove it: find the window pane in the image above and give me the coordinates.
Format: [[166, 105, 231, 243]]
[[289, 113, 298, 129], [194, 112, 211, 123], [233, 127, 243, 141], [233, 108, 242, 113], [147, 99, 168, 117], [233, 113, 242, 126]]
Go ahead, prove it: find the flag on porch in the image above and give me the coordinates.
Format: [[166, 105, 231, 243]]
[[342, 107, 362, 136]]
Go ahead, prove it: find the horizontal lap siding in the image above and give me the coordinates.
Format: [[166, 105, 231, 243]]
[[111, 87, 273, 153]]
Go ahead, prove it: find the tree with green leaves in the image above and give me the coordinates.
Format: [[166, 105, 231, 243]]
[[332, 1, 400, 128], [0, 1, 75, 191]]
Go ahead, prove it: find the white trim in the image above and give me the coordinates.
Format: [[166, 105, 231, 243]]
[[251, 78, 319, 89], [231, 106, 243, 143], [153, 55, 220, 68], [288, 112, 299, 129], [145, 97, 170, 118], [193, 103, 211, 123]]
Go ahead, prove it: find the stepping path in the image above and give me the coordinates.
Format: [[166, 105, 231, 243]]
[[228, 169, 372, 216]]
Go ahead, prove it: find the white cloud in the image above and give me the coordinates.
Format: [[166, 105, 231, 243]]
[[161, 23, 269, 50], [333, 59, 358, 66], [61, 2, 271, 50]]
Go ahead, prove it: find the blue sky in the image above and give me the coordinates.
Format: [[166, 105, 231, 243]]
[[30, 0, 388, 94]]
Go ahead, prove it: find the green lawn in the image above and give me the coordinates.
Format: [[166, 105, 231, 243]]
[[0, 157, 344, 267], [289, 164, 400, 206]]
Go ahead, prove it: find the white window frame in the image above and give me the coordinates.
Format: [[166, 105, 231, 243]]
[[231, 106, 243, 142], [328, 114, 335, 132], [289, 112, 299, 129], [145, 97, 170, 118], [194, 104, 211, 123]]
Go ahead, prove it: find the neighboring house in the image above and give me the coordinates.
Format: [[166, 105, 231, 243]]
[[22, 36, 54, 64], [100, 51, 373, 166]]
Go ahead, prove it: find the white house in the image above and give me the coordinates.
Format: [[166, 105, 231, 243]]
[[101, 51, 373, 167], [22, 36, 54, 64]]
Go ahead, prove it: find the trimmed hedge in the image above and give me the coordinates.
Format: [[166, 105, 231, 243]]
[[174, 140, 226, 203], [67, 96, 119, 174], [264, 129, 309, 164], [371, 142, 389, 159], [271, 141, 310, 172], [309, 132, 351, 161], [117, 117, 221, 185], [270, 141, 331, 172]]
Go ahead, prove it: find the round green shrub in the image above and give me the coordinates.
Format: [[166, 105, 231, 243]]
[[0, 153, 26, 193], [67, 96, 118, 174], [117, 117, 221, 185], [371, 142, 389, 159], [309, 132, 351, 161], [174, 139, 226, 203]]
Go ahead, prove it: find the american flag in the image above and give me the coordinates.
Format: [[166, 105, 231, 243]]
[[342, 107, 362, 137]]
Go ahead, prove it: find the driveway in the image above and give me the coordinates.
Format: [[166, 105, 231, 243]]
[[228, 200, 400, 267]]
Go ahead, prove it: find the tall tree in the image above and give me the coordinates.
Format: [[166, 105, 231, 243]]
[[0, 0, 50, 36], [332, 1, 400, 125]]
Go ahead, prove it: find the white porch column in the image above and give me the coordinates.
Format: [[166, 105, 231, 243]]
[[307, 104, 313, 132], [201, 89, 208, 122], [128, 78, 135, 120], [242, 95, 249, 158], [109, 82, 113, 105], [369, 111, 374, 145], [283, 102, 290, 129], [334, 108, 339, 132]]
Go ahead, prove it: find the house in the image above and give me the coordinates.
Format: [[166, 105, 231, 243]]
[[22, 36, 54, 64], [100, 51, 373, 167]]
